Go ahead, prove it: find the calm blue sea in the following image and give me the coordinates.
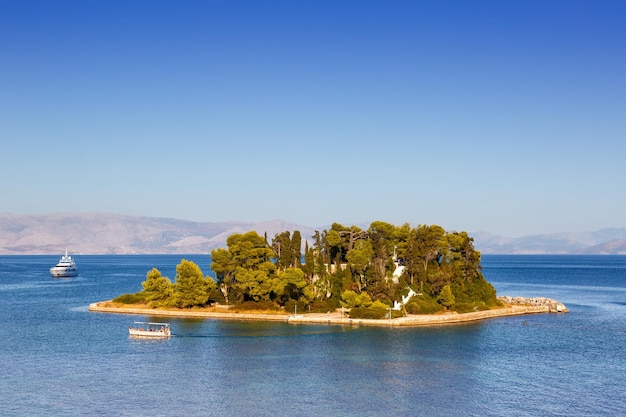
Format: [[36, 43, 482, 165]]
[[0, 254, 624, 417]]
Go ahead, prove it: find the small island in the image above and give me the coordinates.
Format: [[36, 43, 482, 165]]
[[89, 222, 567, 326]]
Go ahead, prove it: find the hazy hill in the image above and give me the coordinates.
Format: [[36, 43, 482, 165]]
[[575, 239, 626, 255], [0, 213, 625, 255], [0, 213, 318, 255], [472, 229, 626, 254]]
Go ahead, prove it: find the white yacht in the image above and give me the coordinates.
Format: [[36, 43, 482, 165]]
[[50, 250, 79, 277]]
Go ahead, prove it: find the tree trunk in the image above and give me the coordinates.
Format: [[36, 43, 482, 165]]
[[219, 283, 230, 305]]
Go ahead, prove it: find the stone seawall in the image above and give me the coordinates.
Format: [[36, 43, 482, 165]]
[[89, 300, 564, 328], [283, 305, 553, 327]]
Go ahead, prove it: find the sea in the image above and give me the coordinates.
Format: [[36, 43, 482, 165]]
[[0, 254, 624, 417]]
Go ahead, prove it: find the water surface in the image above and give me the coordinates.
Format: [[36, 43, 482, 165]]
[[1, 254, 624, 416]]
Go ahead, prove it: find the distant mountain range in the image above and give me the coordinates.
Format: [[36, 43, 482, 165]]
[[0, 213, 625, 255], [0, 213, 318, 255], [472, 229, 626, 255]]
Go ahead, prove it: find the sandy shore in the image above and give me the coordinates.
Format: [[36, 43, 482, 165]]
[[88, 301, 558, 327]]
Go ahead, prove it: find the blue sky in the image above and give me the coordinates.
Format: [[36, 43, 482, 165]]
[[1, 0, 625, 237]]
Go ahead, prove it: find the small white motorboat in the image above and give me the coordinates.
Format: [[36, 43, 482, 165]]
[[50, 250, 79, 277], [128, 322, 171, 338]]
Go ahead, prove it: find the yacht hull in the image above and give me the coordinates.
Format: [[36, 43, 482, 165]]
[[50, 267, 79, 277]]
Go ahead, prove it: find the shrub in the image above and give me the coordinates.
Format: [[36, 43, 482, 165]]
[[437, 284, 455, 309], [284, 299, 307, 314], [454, 302, 490, 314], [451, 278, 499, 307], [308, 299, 338, 313], [340, 290, 372, 308], [349, 307, 390, 320], [405, 298, 443, 315], [370, 300, 390, 309], [112, 293, 145, 304]]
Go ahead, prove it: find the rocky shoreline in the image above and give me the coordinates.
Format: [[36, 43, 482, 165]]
[[497, 296, 569, 313], [89, 296, 567, 328]]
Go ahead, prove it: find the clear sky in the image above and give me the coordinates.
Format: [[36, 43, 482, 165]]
[[1, 0, 625, 237]]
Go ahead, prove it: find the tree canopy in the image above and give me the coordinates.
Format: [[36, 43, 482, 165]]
[[126, 222, 499, 316], [135, 259, 218, 309], [209, 222, 498, 314]]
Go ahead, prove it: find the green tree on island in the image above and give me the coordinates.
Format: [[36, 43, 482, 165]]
[[172, 259, 216, 308], [141, 267, 173, 307], [346, 239, 374, 292], [437, 284, 455, 309], [211, 231, 277, 303]]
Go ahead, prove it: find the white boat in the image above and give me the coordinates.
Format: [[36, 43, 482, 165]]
[[128, 322, 171, 338], [50, 250, 78, 277]]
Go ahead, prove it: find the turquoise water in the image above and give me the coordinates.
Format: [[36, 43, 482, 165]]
[[1, 255, 625, 416]]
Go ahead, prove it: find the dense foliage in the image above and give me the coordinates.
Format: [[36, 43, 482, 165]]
[[210, 222, 499, 315], [122, 222, 500, 317]]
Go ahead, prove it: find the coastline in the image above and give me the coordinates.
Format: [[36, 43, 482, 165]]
[[88, 300, 564, 327]]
